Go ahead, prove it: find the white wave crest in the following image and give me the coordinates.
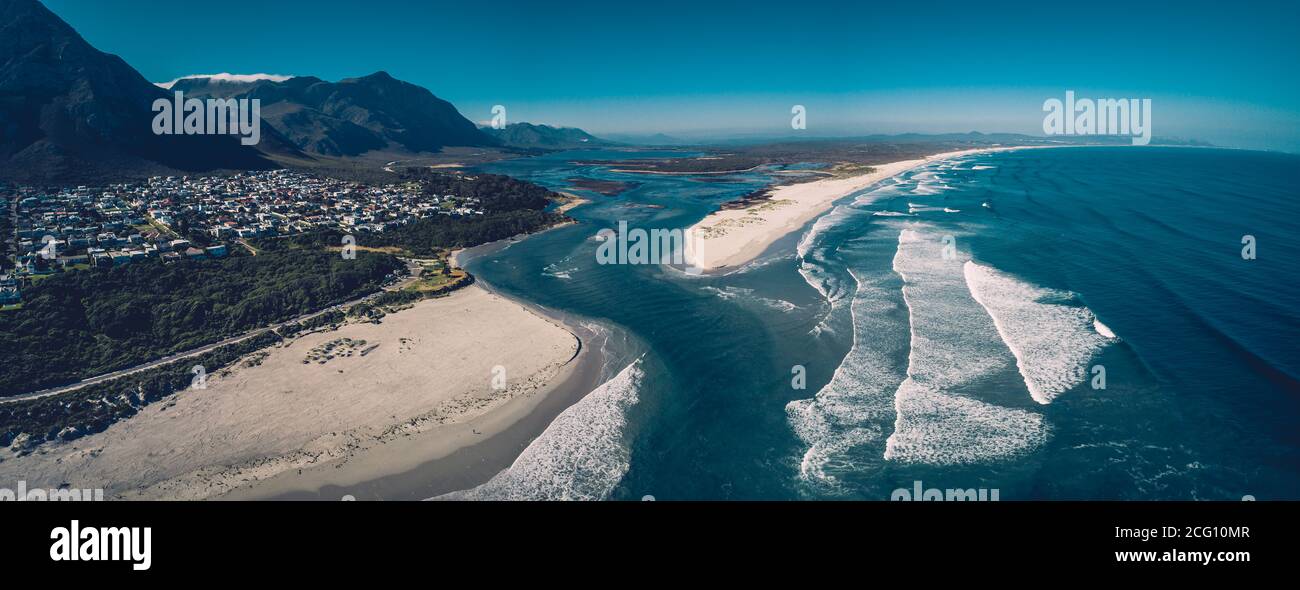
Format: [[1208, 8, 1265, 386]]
[[883, 227, 1049, 464], [435, 360, 644, 501], [797, 206, 855, 304], [797, 211, 841, 259], [884, 380, 1048, 464], [963, 261, 1114, 404], [786, 265, 907, 487], [906, 203, 960, 214]]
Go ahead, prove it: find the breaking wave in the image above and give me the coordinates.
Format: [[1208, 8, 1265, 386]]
[[786, 266, 908, 488], [964, 261, 1115, 404], [797, 205, 857, 305], [434, 360, 644, 501], [883, 227, 1049, 464]]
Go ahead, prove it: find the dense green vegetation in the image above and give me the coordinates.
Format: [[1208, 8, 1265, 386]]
[[373, 273, 475, 307], [254, 209, 563, 258], [374, 210, 565, 255], [0, 250, 403, 396]]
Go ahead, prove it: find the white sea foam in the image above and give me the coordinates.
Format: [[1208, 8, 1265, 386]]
[[850, 181, 906, 207], [884, 380, 1049, 464], [907, 204, 959, 214], [872, 211, 912, 217], [807, 315, 835, 338], [787, 266, 908, 486], [883, 227, 1049, 464], [701, 285, 745, 300], [972, 165, 996, 170], [434, 360, 644, 501], [802, 243, 851, 337], [963, 261, 1114, 404], [730, 251, 794, 275], [797, 206, 855, 304], [798, 262, 839, 306], [542, 255, 579, 280], [911, 177, 952, 195], [790, 225, 1054, 479], [797, 211, 840, 259], [542, 267, 575, 280], [702, 285, 797, 311], [1094, 318, 1117, 339], [761, 297, 798, 312]]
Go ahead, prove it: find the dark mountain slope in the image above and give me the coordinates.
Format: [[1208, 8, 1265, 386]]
[[481, 122, 616, 149], [0, 0, 282, 182], [173, 72, 497, 157]]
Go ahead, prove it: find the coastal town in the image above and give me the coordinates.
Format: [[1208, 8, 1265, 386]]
[[0, 170, 487, 307]]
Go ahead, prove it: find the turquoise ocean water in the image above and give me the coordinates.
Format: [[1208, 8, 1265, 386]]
[[456, 147, 1300, 500]]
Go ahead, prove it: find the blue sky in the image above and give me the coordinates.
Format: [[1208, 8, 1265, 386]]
[[43, 0, 1300, 150]]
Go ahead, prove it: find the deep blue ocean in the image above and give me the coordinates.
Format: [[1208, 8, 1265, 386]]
[[456, 147, 1300, 500]]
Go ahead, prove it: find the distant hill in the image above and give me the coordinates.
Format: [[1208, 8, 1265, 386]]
[[481, 122, 616, 150], [601, 132, 686, 146], [172, 72, 498, 157], [0, 0, 282, 183]]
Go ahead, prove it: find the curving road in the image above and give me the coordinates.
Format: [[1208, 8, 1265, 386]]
[[0, 269, 419, 405]]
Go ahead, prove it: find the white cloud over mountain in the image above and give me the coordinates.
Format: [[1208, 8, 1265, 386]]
[[154, 73, 293, 89]]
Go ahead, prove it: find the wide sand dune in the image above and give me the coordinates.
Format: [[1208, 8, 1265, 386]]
[[686, 147, 1037, 272], [0, 285, 580, 500]]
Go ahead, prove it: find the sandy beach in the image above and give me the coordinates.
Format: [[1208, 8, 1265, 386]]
[[685, 147, 1037, 272], [554, 192, 592, 215], [0, 284, 585, 500]]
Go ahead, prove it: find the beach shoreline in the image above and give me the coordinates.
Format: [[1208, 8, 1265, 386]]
[[242, 315, 611, 500], [215, 283, 610, 501], [685, 146, 1046, 272], [0, 282, 598, 501], [224, 243, 618, 500], [553, 191, 591, 215]]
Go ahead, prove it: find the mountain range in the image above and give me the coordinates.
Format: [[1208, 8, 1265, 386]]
[[480, 122, 617, 150], [0, 0, 611, 183], [0, 0, 279, 182], [169, 73, 498, 158]]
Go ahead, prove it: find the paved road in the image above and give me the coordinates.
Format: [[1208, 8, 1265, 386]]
[[0, 275, 414, 405]]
